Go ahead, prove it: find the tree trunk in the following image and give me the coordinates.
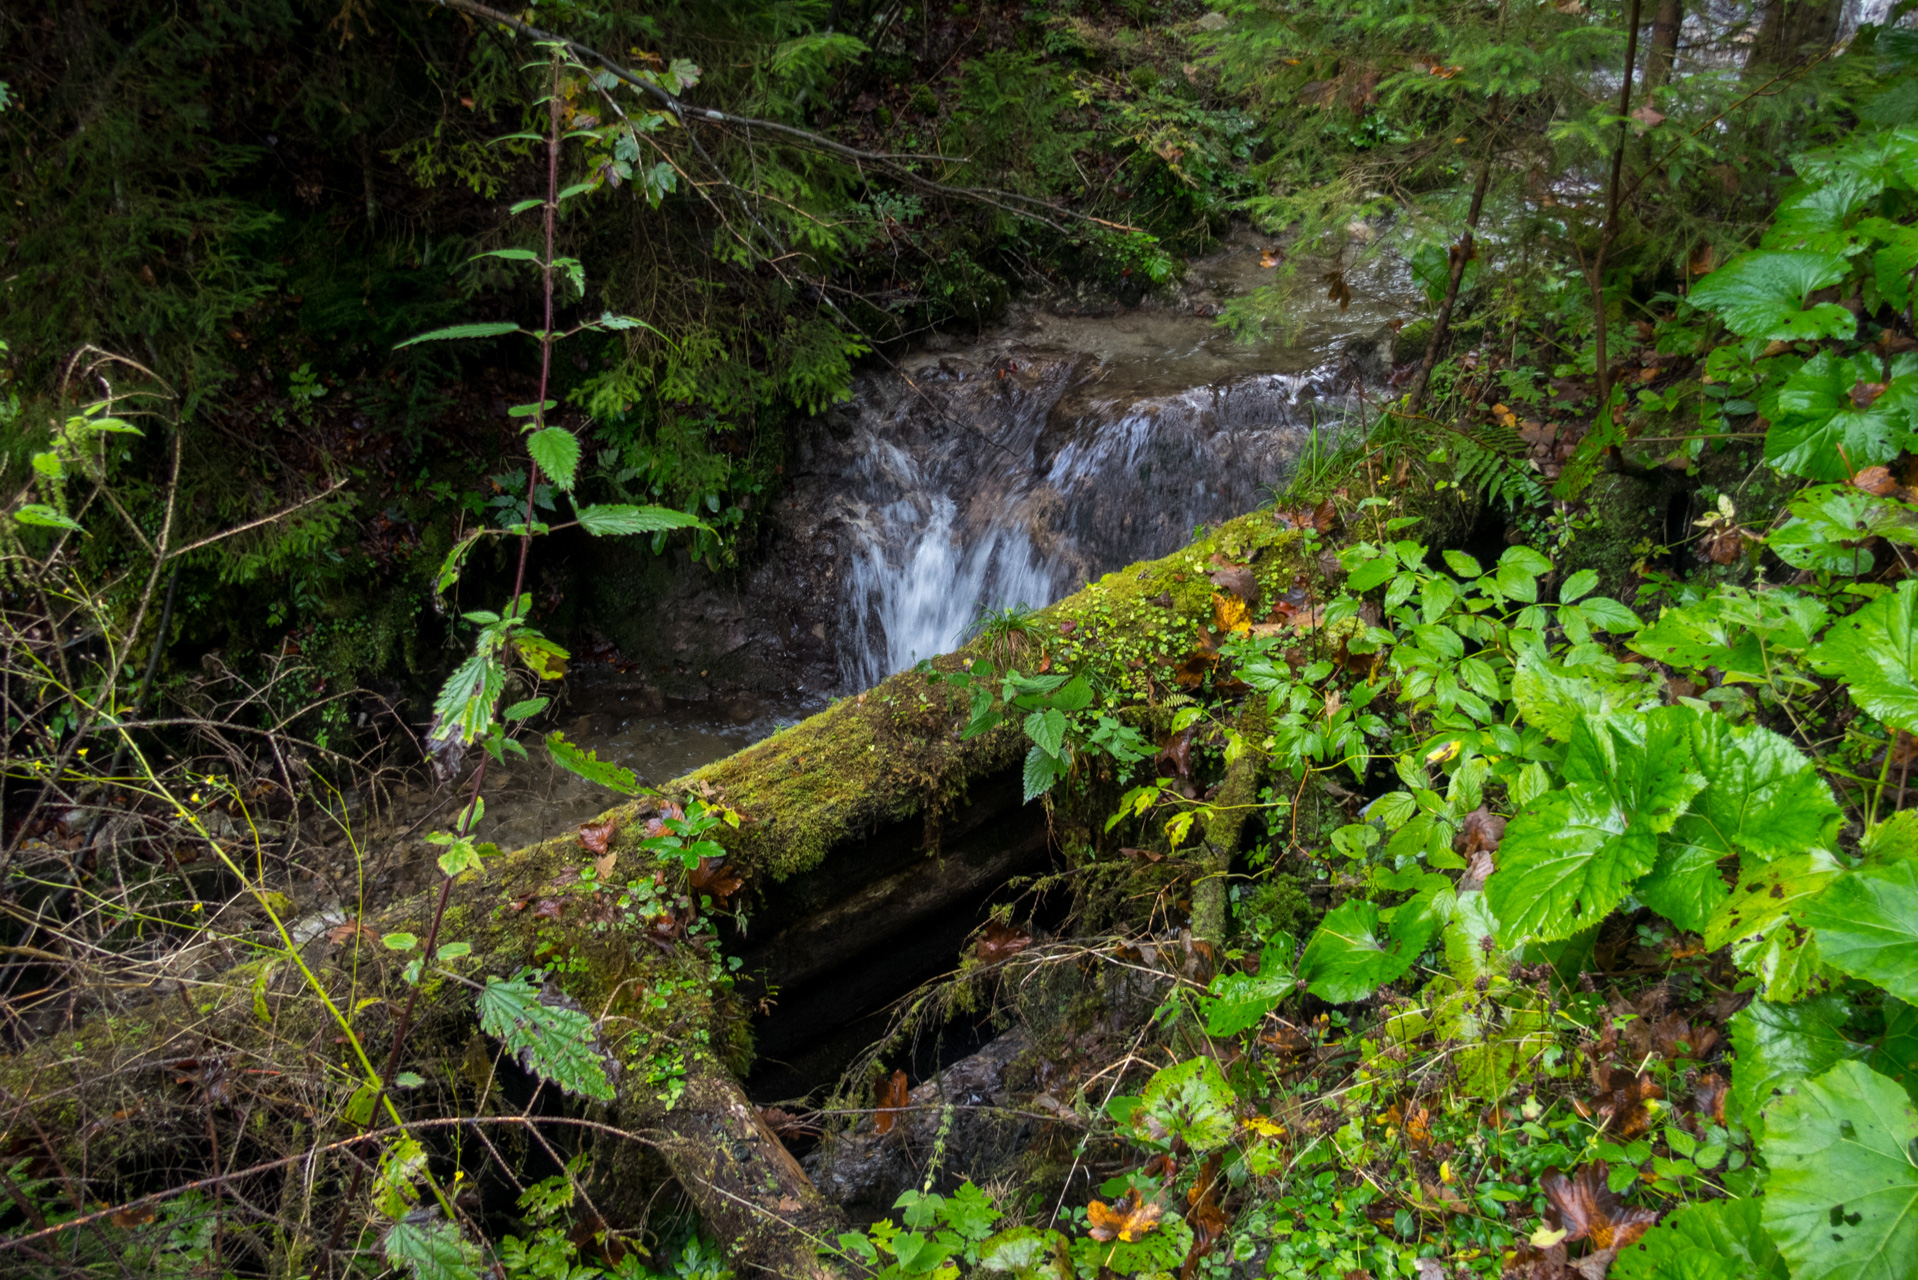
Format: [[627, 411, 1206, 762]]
[[1405, 154, 1495, 416], [1747, 0, 1841, 71], [1643, 0, 1683, 94], [1189, 702, 1270, 949]]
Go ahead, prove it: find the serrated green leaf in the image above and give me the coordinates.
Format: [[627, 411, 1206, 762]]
[[1022, 745, 1067, 802], [1442, 890, 1505, 986], [1024, 707, 1067, 757], [1706, 852, 1841, 1000], [977, 1226, 1069, 1279], [1510, 652, 1652, 742], [430, 652, 504, 746], [1760, 1060, 1918, 1280], [1298, 898, 1430, 1002], [476, 972, 615, 1101], [1764, 353, 1918, 480], [1688, 250, 1856, 341], [1874, 999, 1918, 1104], [526, 426, 581, 490], [1807, 579, 1918, 732], [1611, 1198, 1786, 1280], [1442, 549, 1483, 578], [574, 503, 704, 536], [1136, 1057, 1236, 1153], [1729, 995, 1862, 1129], [1559, 568, 1599, 602], [1795, 859, 1918, 1002], [394, 321, 523, 348], [545, 731, 641, 796], [1202, 938, 1296, 1036], [383, 1216, 483, 1280], [1629, 587, 1827, 682]]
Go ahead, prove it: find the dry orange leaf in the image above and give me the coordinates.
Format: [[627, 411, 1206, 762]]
[[1541, 1162, 1660, 1251], [578, 818, 617, 856], [874, 1069, 909, 1135], [1211, 593, 1251, 636], [976, 920, 1033, 964], [1086, 1187, 1163, 1243], [690, 856, 745, 908]]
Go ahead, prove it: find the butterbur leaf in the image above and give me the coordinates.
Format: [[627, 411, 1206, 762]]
[[526, 426, 581, 491], [1759, 1060, 1918, 1280], [1706, 852, 1839, 1000], [475, 972, 616, 1101], [1687, 250, 1855, 341], [1135, 1057, 1236, 1154], [1794, 858, 1918, 1002], [383, 1214, 483, 1280], [1727, 996, 1862, 1130], [1764, 353, 1918, 480], [1202, 938, 1296, 1035], [1611, 1198, 1787, 1280], [394, 321, 523, 348], [1298, 898, 1429, 1002], [1807, 580, 1918, 733], [574, 503, 703, 536], [978, 1226, 1068, 1279]]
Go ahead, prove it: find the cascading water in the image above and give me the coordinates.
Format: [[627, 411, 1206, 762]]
[[832, 351, 1352, 690]]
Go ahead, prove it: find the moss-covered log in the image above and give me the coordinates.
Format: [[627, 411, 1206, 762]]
[[0, 509, 1311, 1269]]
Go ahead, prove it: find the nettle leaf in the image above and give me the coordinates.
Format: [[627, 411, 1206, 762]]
[[383, 1215, 483, 1280], [1688, 250, 1855, 341], [1024, 707, 1068, 757], [1795, 859, 1918, 1002], [1764, 353, 1918, 480], [476, 972, 616, 1101], [430, 652, 504, 746], [545, 732, 642, 796], [1612, 1197, 1787, 1280], [574, 503, 703, 536], [1706, 852, 1840, 1001], [1760, 1060, 1918, 1280], [1022, 745, 1069, 802], [1808, 579, 1918, 732], [1298, 897, 1434, 1003], [1732, 996, 1865, 1131], [1134, 1057, 1236, 1153], [394, 321, 523, 348], [526, 426, 581, 491]]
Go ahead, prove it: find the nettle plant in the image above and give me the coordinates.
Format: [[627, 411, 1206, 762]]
[[370, 44, 738, 1279]]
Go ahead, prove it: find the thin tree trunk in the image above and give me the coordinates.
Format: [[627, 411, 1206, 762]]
[[1591, 0, 1645, 440], [1644, 0, 1682, 94], [1747, 0, 1842, 72], [1405, 154, 1495, 415], [1190, 702, 1270, 949]]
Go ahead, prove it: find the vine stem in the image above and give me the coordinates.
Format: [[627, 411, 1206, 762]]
[[309, 50, 564, 1280]]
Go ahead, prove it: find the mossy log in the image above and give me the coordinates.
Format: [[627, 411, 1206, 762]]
[[0, 510, 1310, 1272]]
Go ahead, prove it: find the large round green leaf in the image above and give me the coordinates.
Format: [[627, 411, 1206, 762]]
[[1764, 353, 1918, 481], [1807, 580, 1918, 735], [1612, 1197, 1785, 1280], [1760, 1060, 1918, 1280], [1795, 859, 1918, 1002], [1688, 250, 1855, 341]]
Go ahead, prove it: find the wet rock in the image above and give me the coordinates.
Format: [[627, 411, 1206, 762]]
[[807, 1030, 1034, 1222]]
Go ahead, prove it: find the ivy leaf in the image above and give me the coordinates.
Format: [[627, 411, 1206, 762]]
[[1794, 859, 1918, 1002], [1611, 1197, 1787, 1280], [476, 971, 616, 1101], [1807, 579, 1918, 732], [1764, 353, 1918, 480], [1298, 898, 1430, 1002], [1760, 1060, 1918, 1280], [526, 426, 581, 491], [574, 503, 704, 536], [1688, 250, 1855, 341], [394, 321, 523, 348], [1729, 996, 1862, 1131], [383, 1215, 483, 1280]]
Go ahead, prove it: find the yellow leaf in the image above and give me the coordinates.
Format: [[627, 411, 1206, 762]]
[[1211, 592, 1250, 636]]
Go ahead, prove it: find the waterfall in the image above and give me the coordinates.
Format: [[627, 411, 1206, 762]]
[[830, 354, 1346, 691]]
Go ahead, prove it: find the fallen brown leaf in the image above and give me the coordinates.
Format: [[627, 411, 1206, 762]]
[[578, 818, 617, 856], [874, 1069, 909, 1135], [1087, 1187, 1163, 1242], [977, 920, 1033, 964]]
